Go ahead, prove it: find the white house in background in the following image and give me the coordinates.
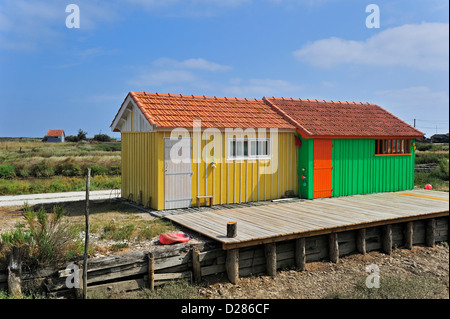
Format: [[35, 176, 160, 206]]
[[45, 130, 65, 143]]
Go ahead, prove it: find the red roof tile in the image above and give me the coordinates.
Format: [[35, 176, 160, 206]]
[[46, 130, 64, 137], [121, 92, 295, 129], [263, 97, 424, 138]]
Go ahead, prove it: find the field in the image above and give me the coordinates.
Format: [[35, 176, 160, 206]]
[[414, 142, 449, 191], [0, 139, 121, 195]]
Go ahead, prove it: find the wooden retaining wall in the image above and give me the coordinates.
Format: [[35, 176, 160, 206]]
[[0, 216, 448, 296]]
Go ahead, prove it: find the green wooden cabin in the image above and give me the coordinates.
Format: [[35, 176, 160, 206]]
[[264, 97, 424, 199]]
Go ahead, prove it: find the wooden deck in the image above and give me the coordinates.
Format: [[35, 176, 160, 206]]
[[165, 190, 449, 250]]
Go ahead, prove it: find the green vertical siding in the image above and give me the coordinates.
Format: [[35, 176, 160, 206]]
[[298, 136, 314, 199], [331, 139, 415, 197]]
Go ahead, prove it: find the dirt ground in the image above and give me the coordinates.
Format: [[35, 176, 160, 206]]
[[198, 245, 449, 299]]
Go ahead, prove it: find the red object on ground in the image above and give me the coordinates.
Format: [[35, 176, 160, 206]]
[[425, 184, 433, 190], [159, 232, 190, 245]]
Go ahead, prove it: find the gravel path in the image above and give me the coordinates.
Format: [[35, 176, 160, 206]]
[[0, 190, 121, 207]]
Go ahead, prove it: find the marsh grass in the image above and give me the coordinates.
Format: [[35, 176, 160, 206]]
[[0, 176, 121, 195], [414, 143, 449, 191], [0, 140, 121, 194]]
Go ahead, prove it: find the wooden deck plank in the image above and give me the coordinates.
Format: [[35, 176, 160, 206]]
[[165, 190, 449, 249]]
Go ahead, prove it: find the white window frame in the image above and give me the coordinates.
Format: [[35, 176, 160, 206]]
[[227, 137, 270, 160]]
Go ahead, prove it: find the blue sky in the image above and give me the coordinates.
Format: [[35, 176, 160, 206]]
[[0, 0, 448, 139]]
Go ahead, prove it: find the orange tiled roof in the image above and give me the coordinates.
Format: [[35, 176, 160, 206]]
[[46, 130, 64, 137], [264, 97, 424, 138], [123, 92, 296, 129]]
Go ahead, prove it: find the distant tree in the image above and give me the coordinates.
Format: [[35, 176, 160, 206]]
[[93, 134, 112, 142], [65, 135, 79, 142], [77, 129, 88, 141]]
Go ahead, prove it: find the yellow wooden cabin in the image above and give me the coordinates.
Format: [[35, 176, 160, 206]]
[[110, 92, 298, 210]]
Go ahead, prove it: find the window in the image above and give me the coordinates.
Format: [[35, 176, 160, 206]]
[[228, 138, 270, 160], [375, 139, 411, 155]]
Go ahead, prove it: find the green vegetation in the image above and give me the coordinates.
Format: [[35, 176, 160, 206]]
[[0, 175, 121, 195], [0, 139, 121, 195], [0, 204, 83, 269], [415, 142, 449, 191]]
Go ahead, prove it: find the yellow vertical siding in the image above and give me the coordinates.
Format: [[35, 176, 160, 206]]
[[121, 132, 165, 210], [191, 130, 297, 207], [121, 130, 297, 210]]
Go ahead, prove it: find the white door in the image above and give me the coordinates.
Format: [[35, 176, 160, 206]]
[[164, 138, 192, 209]]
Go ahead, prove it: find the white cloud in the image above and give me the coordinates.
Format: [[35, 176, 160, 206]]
[[129, 70, 197, 87], [153, 57, 231, 72], [294, 23, 449, 71], [222, 78, 303, 98]]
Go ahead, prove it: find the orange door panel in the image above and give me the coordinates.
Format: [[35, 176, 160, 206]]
[[313, 139, 333, 198]]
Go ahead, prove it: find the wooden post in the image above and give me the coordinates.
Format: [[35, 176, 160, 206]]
[[227, 221, 237, 238], [226, 249, 239, 284], [356, 229, 366, 254], [295, 238, 306, 271], [404, 221, 413, 250], [265, 243, 277, 277], [144, 197, 152, 209], [147, 252, 155, 291], [7, 246, 21, 297], [426, 218, 436, 247], [381, 224, 392, 255], [82, 168, 91, 299], [137, 190, 142, 206], [192, 247, 201, 283], [329, 233, 339, 263]]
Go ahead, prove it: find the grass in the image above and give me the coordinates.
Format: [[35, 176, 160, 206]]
[[414, 143, 449, 191], [326, 273, 447, 299], [0, 139, 121, 195], [88, 279, 201, 299], [0, 176, 121, 195]]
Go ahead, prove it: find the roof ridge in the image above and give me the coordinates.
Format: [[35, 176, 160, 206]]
[[262, 97, 312, 136], [133, 91, 264, 102], [263, 96, 378, 105]]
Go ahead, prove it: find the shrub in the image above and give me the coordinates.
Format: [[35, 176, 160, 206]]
[[65, 135, 79, 142], [93, 134, 112, 142], [415, 152, 449, 165], [14, 165, 31, 178], [0, 164, 16, 179], [90, 165, 108, 176], [55, 162, 82, 177], [0, 205, 82, 269], [429, 159, 449, 181], [31, 161, 54, 178], [416, 143, 432, 151], [108, 166, 121, 175]]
